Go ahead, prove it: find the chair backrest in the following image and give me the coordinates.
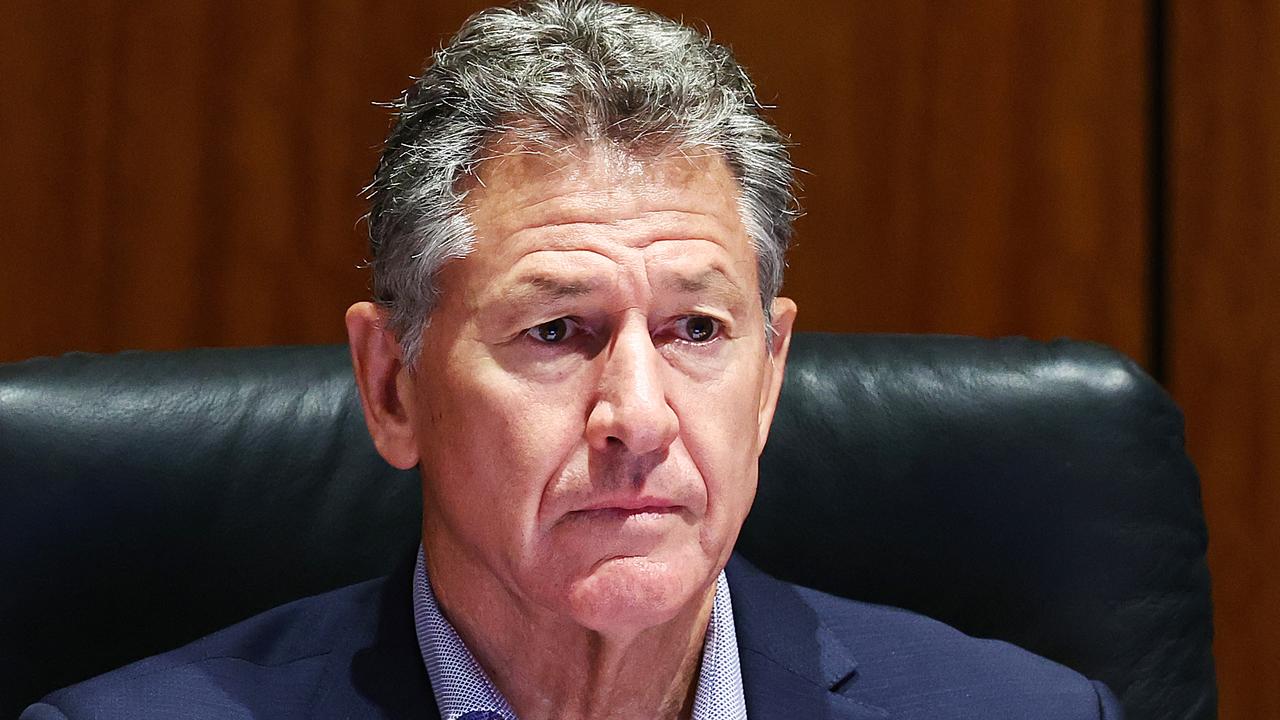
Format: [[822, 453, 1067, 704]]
[[0, 333, 1216, 719]]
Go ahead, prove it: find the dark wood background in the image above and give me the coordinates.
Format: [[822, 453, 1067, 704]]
[[2, 2, 1274, 717]]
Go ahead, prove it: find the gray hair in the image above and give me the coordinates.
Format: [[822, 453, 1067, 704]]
[[367, 0, 798, 364]]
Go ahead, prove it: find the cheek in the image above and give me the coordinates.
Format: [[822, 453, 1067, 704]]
[[421, 363, 593, 517], [668, 362, 765, 520]]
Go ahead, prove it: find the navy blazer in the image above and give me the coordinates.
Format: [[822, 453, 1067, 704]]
[[23, 555, 1122, 719]]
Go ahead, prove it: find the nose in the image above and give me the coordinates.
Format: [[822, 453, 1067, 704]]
[[585, 318, 679, 455]]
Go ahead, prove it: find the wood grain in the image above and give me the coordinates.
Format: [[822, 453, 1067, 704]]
[[1170, 2, 1280, 717], [0, 0, 493, 358], [639, 1, 1150, 363], [1, 1, 1147, 362]]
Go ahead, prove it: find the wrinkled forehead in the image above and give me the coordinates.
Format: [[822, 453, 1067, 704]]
[[420, 137, 761, 321], [460, 137, 750, 250]]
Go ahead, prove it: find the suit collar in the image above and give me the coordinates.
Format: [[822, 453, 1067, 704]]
[[727, 554, 890, 719]]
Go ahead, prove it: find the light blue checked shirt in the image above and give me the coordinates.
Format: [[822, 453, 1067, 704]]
[[412, 547, 748, 720]]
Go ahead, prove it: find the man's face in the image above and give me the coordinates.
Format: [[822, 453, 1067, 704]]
[[395, 145, 794, 635]]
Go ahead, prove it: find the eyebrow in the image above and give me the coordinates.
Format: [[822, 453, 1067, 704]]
[[661, 268, 746, 303], [501, 275, 602, 305]]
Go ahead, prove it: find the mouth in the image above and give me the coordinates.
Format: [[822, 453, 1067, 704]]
[[565, 498, 684, 521]]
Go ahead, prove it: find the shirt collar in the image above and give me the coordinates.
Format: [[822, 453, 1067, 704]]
[[411, 546, 746, 720]]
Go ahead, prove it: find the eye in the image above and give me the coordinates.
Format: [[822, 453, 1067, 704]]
[[526, 317, 578, 343], [674, 315, 722, 343]]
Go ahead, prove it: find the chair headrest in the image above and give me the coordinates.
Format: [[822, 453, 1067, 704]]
[[0, 334, 1216, 719]]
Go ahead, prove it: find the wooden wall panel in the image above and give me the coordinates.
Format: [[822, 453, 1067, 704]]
[[2, 0, 116, 356], [2, 1, 1147, 363], [639, 1, 1150, 363], [0, 0, 491, 361], [1170, 2, 1280, 718]]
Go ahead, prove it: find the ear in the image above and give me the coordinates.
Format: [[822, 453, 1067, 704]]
[[756, 297, 798, 453], [345, 302, 421, 470]]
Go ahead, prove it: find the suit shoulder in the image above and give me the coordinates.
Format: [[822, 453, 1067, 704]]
[[726, 556, 1121, 719], [796, 585, 1122, 719], [26, 575, 389, 720]]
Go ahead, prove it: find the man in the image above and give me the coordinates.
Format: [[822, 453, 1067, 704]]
[[25, 1, 1122, 718]]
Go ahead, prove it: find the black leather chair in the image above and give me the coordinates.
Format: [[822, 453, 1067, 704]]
[[0, 333, 1216, 719]]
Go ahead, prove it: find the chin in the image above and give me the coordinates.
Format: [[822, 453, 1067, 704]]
[[563, 554, 712, 635]]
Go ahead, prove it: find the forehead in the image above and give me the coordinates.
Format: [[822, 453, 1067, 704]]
[[460, 142, 753, 267]]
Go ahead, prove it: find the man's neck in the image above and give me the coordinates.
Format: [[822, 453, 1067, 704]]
[[423, 536, 717, 720]]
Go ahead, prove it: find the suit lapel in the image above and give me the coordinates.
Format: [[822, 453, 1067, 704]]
[[727, 555, 890, 720], [317, 554, 441, 720]]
